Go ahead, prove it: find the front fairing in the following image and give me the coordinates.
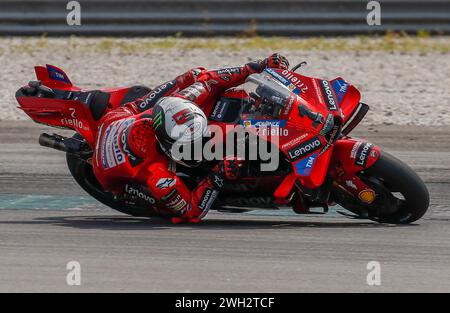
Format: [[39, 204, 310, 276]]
[[217, 69, 361, 189], [230, 71, 324, 188]]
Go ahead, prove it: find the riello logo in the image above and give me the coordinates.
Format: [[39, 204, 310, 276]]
[[61, 117, 84, 129]]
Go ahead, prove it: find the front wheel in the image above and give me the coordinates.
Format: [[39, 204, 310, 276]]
[[335, 152, 430, 224]]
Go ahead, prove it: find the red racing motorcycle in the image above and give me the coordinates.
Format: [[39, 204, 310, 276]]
[[16, 63, 429, 224]]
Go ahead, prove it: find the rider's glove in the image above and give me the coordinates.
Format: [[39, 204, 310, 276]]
[[170, 165, 224, 225], [263, 53, 290, 70]]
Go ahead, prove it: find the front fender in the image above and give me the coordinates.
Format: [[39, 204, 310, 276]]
[[329, 138, 381, 179]]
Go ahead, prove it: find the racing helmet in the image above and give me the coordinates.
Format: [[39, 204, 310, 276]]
[[152, 97, 208, 167]]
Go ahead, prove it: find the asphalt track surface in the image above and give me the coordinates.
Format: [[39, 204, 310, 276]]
[[0, 122, 449, 292]]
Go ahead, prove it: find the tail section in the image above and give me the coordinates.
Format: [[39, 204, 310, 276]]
[[16, 64, 149, 147], [16, 64, 95, 144]]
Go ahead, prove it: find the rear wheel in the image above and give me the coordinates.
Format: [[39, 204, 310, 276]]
[[66, 134, 157, 218], [335, 152, 429, 224]]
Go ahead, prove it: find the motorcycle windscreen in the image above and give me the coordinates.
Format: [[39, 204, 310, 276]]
[[263, 69, 360, 120]]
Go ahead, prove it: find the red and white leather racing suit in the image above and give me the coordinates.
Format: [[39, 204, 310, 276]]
[[92, 55, 289, 223]]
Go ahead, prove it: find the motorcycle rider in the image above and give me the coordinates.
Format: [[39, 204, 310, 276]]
[[93, 53, 289, 224]]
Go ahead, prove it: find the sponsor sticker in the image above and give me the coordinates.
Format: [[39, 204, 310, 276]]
[[60, 117, 86, 130], [281, 70, 308, 94], [173, 108, 195, 125], [281, 133, 310, 150], [358, 189, 376, 204], [198, 188, 219, 212], [210, 173, 224, 189], [156, 178, 176, 190], [241, 120, 287, 128], [264, 68, 289, 85], [294, 153, 318, 177], [210, 100, 228, 121], [320, 114, 335, 136], [161, 189, 188, 213], [47, 65, 71, 84], [101, 126, 110, 169], [287, 136, 323, 161], [101, 118, 134, 169], [264, 69, 308, 94], [178, 82, 205, 101], [105, 122, 117, 168], [152, 111, 163, 130], [350, 142, 362, 159], [215, 67, 241, 75], [257, 127, 289, 137], [319, 80, 339, 111], [191, 68, 202, 79], [164, 193, 187, 212], [312, 79, 324, 104], [120, 128, 143, 167], [124, 184, 156, 205], [345, 180, 358, 190], [95, 123, 104, 167], [138, 80, 176, 111], [331, 79, 349, 103], [355, 142, 374, 167]]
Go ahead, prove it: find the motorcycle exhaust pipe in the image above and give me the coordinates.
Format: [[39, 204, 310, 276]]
[[39, 133, 69, 152]]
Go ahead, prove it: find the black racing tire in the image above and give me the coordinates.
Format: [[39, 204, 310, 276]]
[[66, 133, 157, 218], [363, 152, 430, 224]]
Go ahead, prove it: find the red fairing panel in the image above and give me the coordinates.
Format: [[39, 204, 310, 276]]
[[303, 147, 333, 189], [263, 70, 340, 190], [16, 96, 97, 145], [328, 138, 381, 179], [339, 84, 361, 125]]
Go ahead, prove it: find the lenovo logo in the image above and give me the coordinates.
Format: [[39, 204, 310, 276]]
[[320, 80, 338, 111], [124, 184, 156, 205], [355, 143, 374, 167], [288, 136, 323, 161]]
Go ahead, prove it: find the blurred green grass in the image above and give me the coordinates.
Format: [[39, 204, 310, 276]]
[[1, 32, 449, 55]]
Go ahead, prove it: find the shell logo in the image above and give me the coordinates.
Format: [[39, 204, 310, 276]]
[[243, 121, 252, 127], [358, 189, 376, 204]]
